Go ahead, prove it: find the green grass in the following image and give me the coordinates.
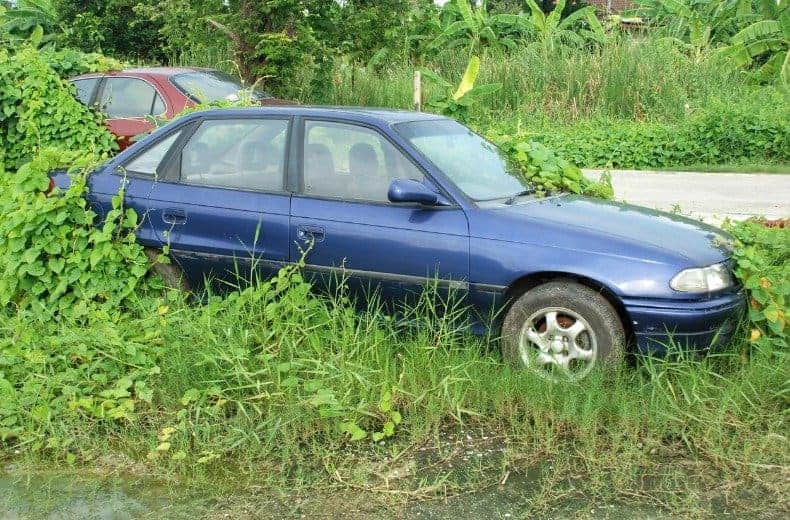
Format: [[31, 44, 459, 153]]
[[1, 262, 787, 514]]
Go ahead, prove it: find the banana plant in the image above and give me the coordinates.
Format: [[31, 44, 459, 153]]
[[718, 0, 789, 86], [432, 0, 532, 53], [524, 0, 606, 54], [633, 0, 754, 57], [0, 0, 60, 45], [421, 55, 502, 122]]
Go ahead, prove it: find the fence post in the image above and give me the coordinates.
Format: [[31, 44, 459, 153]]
[[413, 70, 422, 112]]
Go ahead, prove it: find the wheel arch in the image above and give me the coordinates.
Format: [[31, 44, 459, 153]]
[[502, 271, 635, 347]]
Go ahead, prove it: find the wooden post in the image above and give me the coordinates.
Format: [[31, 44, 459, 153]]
[[413, 70, 422, 112]]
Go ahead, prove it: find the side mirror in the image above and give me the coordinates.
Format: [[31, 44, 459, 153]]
[[388, 179, 441, 206]]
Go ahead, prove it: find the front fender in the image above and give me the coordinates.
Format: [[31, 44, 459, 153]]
[[470, 237, 682, 300]]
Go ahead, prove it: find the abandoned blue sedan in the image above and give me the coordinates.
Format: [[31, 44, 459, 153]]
[[54, 107, 745, 381]]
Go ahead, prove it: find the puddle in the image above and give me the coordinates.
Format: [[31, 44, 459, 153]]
[[1, 463, 782, 519], [0, 470, 180, 520]]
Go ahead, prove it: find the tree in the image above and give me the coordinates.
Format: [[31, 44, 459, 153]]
[[2, 0, 58, 44], [633, 0, 753, 56], [719, 0, 789, 85], [55, 1, 164, 60]]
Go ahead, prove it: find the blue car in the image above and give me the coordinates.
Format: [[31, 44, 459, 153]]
[[54, 107, 745, 381]]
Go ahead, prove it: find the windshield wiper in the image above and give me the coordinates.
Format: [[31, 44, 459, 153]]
[[505, 189, 533, 205]]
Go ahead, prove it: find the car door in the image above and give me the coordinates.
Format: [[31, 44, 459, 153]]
[[145, 116, 293, 289], [291, 118, 469, 306], [96, 77, 166, 149], [89, 128, 187, 248]]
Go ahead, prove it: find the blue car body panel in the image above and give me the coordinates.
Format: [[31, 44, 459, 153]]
[[52, 107, 745, 354]]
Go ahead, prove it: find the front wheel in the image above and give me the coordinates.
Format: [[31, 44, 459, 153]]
[[501, 280, 625, 382]]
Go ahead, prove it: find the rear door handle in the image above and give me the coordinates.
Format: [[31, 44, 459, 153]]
[[297, 225, 325, 242], [162, 208, 186, 225]]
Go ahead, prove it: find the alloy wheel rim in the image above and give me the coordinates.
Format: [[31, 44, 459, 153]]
[[517, 307, 597, 382]]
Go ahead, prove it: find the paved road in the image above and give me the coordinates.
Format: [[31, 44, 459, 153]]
[[583, 169, 790, 225]]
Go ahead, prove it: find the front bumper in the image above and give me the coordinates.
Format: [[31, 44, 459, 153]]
[[623, 289, 747, 355]]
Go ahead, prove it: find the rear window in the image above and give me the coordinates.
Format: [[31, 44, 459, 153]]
[[170, 71, 269, 103]]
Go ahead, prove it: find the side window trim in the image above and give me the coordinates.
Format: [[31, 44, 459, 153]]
[[172, 116, 293, 194], [297, 117, 457, 207]]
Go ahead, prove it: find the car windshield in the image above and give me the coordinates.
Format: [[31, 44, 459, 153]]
[[171, 71, 269, 103], [395, 119, 531, 201]]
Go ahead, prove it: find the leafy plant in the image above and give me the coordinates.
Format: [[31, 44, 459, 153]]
[[718, 0, 789, 85], [0, 44, 116, 173], [726, 220, 788, 353], [433, 0, 532, 53], [634, 0, 753, 57], [524, 0, 606, 53], [0, 149, 154, 316], [422, 55, 502, 122], [489, 130, 613, 198], [1, 0, 59, 45]]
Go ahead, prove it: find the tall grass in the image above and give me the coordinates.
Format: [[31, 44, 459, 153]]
[[2, 265, 786, 508], [289, 37, 756, 125]]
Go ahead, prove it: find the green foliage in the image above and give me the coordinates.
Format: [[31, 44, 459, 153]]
[[0, 44, 117, 173], [718, 0, 789, 85], [55, 0, 165, 60], [432, 0, 533, 53], [489, 131, 613, 198], [634, 0, 752, 54], [40, 47, 124, 78], [0, 149, 153, 316], [422, 55, 502, 122], [138, 0, 318, 90], [513, 98, 789, 169], [524, 0, 606, 53], [1, 0, 59, 45], [726, 220, 789, 353]]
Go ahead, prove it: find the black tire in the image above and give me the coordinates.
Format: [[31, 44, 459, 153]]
[[144, 248, 191, 292], [501, 280, 625, 380]]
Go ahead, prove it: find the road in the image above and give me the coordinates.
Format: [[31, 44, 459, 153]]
[[583, 169, 790, 225]]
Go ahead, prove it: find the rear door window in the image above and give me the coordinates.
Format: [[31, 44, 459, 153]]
[[70, 78, 99, 106], [100, 78, 163, 118]]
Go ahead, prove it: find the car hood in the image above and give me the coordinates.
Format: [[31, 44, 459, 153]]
[[473, 195, 734, 267]]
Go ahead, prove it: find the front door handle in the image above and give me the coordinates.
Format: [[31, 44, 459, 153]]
[[297, 225, 325, 242], [162, 208, 187, 225]]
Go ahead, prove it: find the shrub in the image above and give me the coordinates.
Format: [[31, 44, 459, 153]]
[[0, 45, 117, 173], [726, 220, 789, 354], [512, 99, 790, 169], [0, 149, 154, 317], [40, 47, 123, 78]]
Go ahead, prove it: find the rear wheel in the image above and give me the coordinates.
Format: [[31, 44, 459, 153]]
[[144, 248, 191, 292], [501, 280, 625, 382]]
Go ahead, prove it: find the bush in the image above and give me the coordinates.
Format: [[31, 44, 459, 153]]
[[514, 99, 790, 169], [726, 220, 789, 354], [0, 149, 154, 317], [0, 45, 117, 173]]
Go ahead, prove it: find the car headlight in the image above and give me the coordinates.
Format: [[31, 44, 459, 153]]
[[670, 262, 733, 293]]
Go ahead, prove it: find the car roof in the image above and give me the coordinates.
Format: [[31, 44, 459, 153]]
[[182, 106, 448, 125], [70, 66, 212, 80]]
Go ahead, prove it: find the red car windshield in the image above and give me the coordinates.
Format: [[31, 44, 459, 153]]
[[170, 71, 269, 103]]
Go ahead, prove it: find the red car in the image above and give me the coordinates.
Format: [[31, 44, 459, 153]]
[[69, 67, 289, 149]]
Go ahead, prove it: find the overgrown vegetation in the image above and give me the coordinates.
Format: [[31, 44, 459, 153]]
[[0, 43, 116, 173], [0, 0, 788, 515]]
